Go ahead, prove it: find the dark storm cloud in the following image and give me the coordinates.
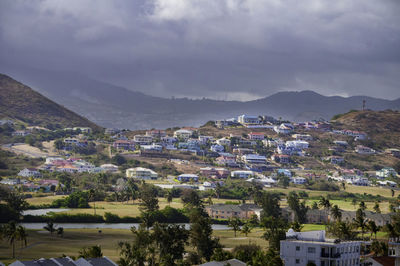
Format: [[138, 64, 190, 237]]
[[0, 0, 400, 100]]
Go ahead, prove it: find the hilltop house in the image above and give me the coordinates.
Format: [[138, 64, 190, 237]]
[[177, 174, 199, 182], [292, 134, 313, 141], [248, 132, 265, 140], [271, 154, 290, 164], [231, 170, 254, 179], [286, 140, 309, 149], [216, 154, 237, 167], [145, 129, 166, 138], [100, 164, 119, 173], [18, 168, 42, 178], [216, 137, 231, 146], [113, 140, 136, 150], [376, 167, 398, 178], [241, 154, 267, 164], [200, 167, 230, 179], [133, 135, 153, 145], [12, 130, 30, 137], [238, 114, 260, 125], [355, 145, 376, 155], [126, 167, 158, 180], [174, 129, 193, 140]]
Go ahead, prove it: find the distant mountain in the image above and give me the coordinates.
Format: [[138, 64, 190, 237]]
[[1, 68, 399, 129], [0, 74, 101, 130]]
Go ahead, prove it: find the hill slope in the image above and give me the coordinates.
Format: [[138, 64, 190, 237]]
[[0, 74, 101, 130], [332, 110, 400, 149], [1, 68, 399, 129]]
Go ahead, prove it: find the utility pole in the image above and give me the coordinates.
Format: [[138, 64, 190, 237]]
[[362, 100, 366, 111]]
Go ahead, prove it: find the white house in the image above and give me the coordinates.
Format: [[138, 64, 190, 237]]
[[292, 134, 313, 141], [210, 144, 225, 153], [291, 177, 307, 185], [280, 230, 361, 266], [18, 168, 42, 178], [133, 135, 153, 145], [126, 167, 158, 180], [377, 180, 397, 187], [376, 167, 398, 178], [216, 138, 231, 146], [198, 135, 214, 144], [241, 154, 267, 164], [174, 129, 193, 140], [231, 170, 254, 179], [286, 140, 309, 149], [355, 145, 376, 155], [238, 114, 260, 125], [100, 164, 119, 173]]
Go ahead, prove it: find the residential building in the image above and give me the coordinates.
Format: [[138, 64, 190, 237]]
[[210, 144, 225, 153], [200, 167, 230, 179], [216, 154, 237, 167], [126, 167, 158, 180], [105, 128, 120, 135], [377, 180, 397, 187], [286, 140, 309, 149], [325, 156, 344, 165], [246, 177, 277, 187], [161, 136, 177, 145], [177, 174, 199, 182], [334, 140, 348, 146], [140, 144, 163, 152], [133, 135, 153, 145], [355, 145, 376, 155], [388, 237, 400, 265], [113, 140, 136, 150], [205, 203, 262, 220], [292, 134, 313, 141], [346, 177, 370, 186], [231, 170, 254, 179], [10, 256, 117, 266], [100, 164, 119, 173], [18, 168, 42, 178], [271, 154, 290, 164], [198, 135, 214, 144], [362, 256, 395, 266], [73, 127, 92, 134], [385, 148, 400, 158], [376, 167, 398, 178], [280, 230, 362, 266], [145, 129, 166, 138], [232, 148, 254, 156], [274, 124, 293, 134], [248, 132, 265, 140], [173, 129, 193, 140], [200, 259, 246, 266], [277, 169, 292, 177], [12, 130, 30, 137], [216, 137, 231, 146], [291, 176, 307, 185], [238, 114, 260, 125], [241, 154, 267, 164]]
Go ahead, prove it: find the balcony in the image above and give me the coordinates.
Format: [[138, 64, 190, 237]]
[[320, 252, 341, 258]]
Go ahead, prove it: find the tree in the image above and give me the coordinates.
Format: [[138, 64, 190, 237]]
[[311, 201, 319, 210], [88, 189, 97, 215], [373, 202, 381, 214], [354, 208, 367, 240], [112, 154, 126, 166], [326, 221, 357, 240], [139, 184, 159, 228], [330, 205, 342, 221], [256, 192, 281, 219], [189, 208, 220, 262], [341, 182, 346, 190], [391, 189, 395, 198], [241, 223, 252, 237], [181, 189, 203, 208], [57, 227, 64, 237], [287, 192, 308, 223], [359, 201, 367, 211], [228, 217, 241, 237], [367, 220, 380, 240], [153, 223, 189, 265], [54, 139, 63, 150], [3, 221, 27, 258], [318, 197, 331, 222], [43, 221, 56, 235], [290, 221, 303, 232], [79, 245, 103, 258], [261, 216, 288, 250], [165, 190, 173, 206], [370, 240, 388, 256], [390, 203, 397, 213]]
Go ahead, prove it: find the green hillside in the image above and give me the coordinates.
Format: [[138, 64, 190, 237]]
[[0, 74, 101, 130]]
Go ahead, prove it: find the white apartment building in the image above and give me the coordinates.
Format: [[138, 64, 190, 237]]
[[241, 154, 267, 164], [388, 237, 400, 265], [133, 135, 153, 145], [286, 140, 310, 149], [238, 114, 260, 125], [173, 129, 193, 140], [280, 230, 361, 266], [126, 167, 158, 180], [231, 170, 254, 179]]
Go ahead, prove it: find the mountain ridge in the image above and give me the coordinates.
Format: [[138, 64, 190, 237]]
[[0, 74, 101, 130], [0, 68, 399, 129]]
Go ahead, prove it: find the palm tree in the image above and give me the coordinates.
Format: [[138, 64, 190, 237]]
[[352, 199, 358, 209], [165, 190, 173, 206], [354, 209, 367, 240], [330, 205, 342, 221], [89, 189, 96, 215], [391, 189, 395, 198], [319, 197, 331, 222], [3, 221, 27, 258], [43, 221, 56, 235], [359, 201, 367, 211], [241, 223, 251, 237], [373, 202, 381, 214], [367, 220, 379, 240]]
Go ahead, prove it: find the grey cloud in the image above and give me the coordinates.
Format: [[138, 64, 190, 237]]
[[0, 0, 399, 100]]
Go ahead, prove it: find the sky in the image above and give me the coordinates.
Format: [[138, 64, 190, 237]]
[[0, 0, 400, 101]]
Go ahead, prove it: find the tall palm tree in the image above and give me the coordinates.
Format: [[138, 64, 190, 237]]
[[165, 190, 173, 206], [241, 223, 251, 237], [319, 197, 331, 222], [330, 205, 342, 221], [3, 221, 27, 258], [89, 189, 96, 215]]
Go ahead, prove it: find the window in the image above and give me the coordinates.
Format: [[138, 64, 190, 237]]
[[295, 259, 300, 264], [307, 247, 316, 253], [296, 246, 300, 251]]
